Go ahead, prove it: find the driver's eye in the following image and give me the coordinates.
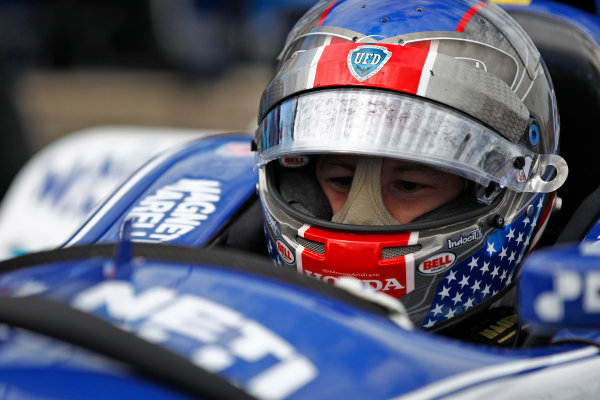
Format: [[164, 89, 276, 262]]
[[396, 181, 424, 192], [331, 177, 353, 187]]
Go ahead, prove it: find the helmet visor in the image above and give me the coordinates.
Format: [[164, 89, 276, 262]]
[[256, 89, 566, 193]]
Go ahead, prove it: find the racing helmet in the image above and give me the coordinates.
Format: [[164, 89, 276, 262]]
[[254, 0, 567, 329]]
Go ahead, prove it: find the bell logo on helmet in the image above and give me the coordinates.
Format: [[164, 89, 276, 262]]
[[347, 45, 392, 82], [279, 156, 310, 168], [277, 239, 295, 264], [419, 252, 456, 275]]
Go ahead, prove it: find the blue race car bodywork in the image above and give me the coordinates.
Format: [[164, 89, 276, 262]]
[[1, 242, 599, 400], [1, 1, 600, 399]]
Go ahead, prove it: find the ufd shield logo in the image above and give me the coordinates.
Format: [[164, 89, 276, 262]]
[[347, 45, 392, 82]]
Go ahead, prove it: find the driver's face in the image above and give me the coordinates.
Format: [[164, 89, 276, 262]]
[[316, 155, 465, 224]]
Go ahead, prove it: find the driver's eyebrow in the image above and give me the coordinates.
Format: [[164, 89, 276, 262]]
[[319, 157, 357, 171], [388, 164, 451, 182], [323, 161, 356, 171], [390, 164, 437, 173]]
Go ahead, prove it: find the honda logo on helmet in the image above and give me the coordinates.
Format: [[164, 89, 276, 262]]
[[347, 45, 392, 82]]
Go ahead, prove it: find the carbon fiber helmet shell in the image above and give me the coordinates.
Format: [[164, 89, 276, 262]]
[[255, 0, 567, 328]]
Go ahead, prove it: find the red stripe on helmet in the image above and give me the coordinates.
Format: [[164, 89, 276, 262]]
[[312, 41, 431, 94], [298, 225, 418, 299], [456, 1, 487, 32], [317, 1, 338, 26]]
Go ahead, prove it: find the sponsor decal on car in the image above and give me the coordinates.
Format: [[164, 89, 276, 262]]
[[535, 271, 600, 323], [39, 155, 133, 216], [128, 178, 221, 243], [73, 281, 317, 400]]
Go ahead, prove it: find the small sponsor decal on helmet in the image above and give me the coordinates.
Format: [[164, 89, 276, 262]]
[[347, 45, 392, 82], [279, 156, 310, 168], [277, 239, 295, 263], [418, 252, 456, 275], [448, 229, 482, 249], [517, 156, 533, 183]]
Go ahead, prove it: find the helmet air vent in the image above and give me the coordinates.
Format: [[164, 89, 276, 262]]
[[296, 236, 325, 255], [382, 245, 422, 259]]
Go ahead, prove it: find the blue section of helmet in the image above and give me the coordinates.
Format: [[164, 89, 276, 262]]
[[422, 194, 546, 328], [321, 0, 482, 37]]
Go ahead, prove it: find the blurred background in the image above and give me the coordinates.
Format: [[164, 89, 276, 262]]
[[0, 0, 318, 201], [0, 0, 595, 202]]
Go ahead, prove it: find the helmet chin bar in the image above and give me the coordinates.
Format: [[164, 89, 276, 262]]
[[260, 160, 540, 327]]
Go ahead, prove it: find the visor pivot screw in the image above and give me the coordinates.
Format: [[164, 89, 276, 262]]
[[360, 4, 366, 8], [251, 139, 258, 152], [513, 156, 526, 169], [381, 17, 388, 22], [526, 204, 535, 217], [416, 7, 423, 12], [492, 215, 504, 228]]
